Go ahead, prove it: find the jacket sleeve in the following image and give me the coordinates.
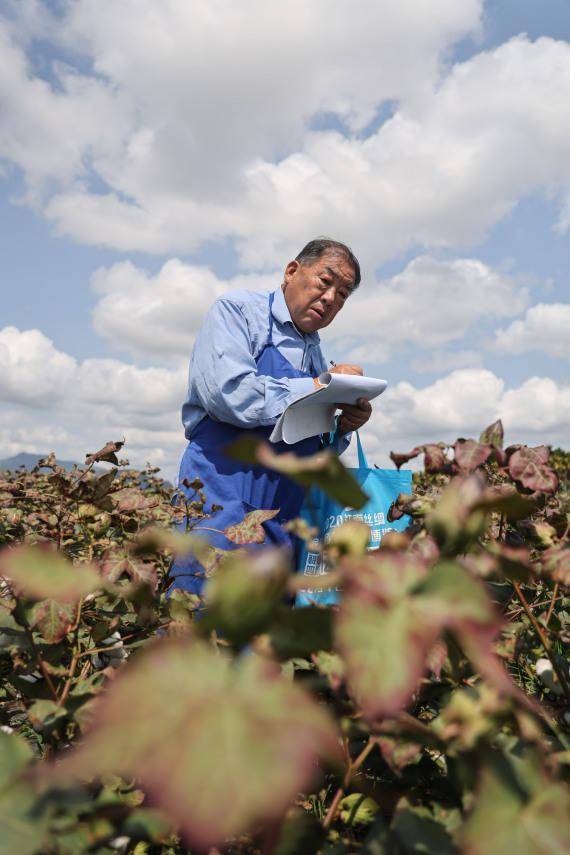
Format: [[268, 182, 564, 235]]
[[189, 298, 315, 428]]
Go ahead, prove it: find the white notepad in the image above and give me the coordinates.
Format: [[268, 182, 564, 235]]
[[270, 372, 387, 444]]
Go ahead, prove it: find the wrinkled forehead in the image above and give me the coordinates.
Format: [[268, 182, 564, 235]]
[[308, 249, 356, 285]]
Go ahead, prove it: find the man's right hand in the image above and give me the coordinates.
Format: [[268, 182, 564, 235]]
[[329, 363, 363, 376]]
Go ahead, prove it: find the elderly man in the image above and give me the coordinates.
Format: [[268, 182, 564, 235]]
[[170, 238, 372, 594]]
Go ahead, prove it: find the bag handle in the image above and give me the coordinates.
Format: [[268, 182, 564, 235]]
[[356, 431, 369, 469]]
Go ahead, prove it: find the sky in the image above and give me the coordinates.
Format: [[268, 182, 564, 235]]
[[0, 0, 569, 478]]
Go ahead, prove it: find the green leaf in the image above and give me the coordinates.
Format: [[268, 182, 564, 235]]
[[472, 485, 537, 521], [479, 419, 504, 449], [541, 545, 570, 587], [391, 805, 457, 855], [28, 599, 76, 644], [377, 736, 422, 775], [461, 753, 570, 854], [425, 474, 488, 555], [224, 508, 280, 544], [268, 606, 334, 659], [228, 436, 368, 509], [337, 596, 440, 719], [49, 641, 342, 849], [328, 520, 371, 557], [122, 807, 172, 842], [0, 729, 33, 789], [312, 650, 345, 691], [339, 793, 379, 826], [0, 731, 47, 855], [337, 558, 504, 719], [275, 810, 325, 855], [202, 549, 289, 646], [0, 546, 101, 603], [28, 699, 67, 732]]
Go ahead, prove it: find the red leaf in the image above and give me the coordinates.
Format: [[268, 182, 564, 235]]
[[85, 440, 124, 467], [100, 549, 157, 592], [454, 439, 492, 472], [47, 642, 341, 849], [389, 448, 421, 470], [0, 546, 100, 603], [422, 444, 448, 474], [114, 489, 159, 513], [541, 545, 570, 587], [224, 509, 280, 544], [508, 447, 558, 494], [29, 599, 76, 644]]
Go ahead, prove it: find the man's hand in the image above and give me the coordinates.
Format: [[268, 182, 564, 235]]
[[330, 363, 363, 376], [338, 397, 372, 434]]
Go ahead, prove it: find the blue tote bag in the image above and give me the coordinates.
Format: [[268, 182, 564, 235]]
[[295, 433, 413, 607]]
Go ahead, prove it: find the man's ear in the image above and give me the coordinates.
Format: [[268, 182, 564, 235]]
[[283, 260, 299, 287]]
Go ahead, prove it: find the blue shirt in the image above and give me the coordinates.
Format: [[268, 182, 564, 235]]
[[182, 286, 340, 440]]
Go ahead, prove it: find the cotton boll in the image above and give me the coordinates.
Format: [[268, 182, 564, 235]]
[[535, 657, 565, 696], [91, 632, 127, 670]]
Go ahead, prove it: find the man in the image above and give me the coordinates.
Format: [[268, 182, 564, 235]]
[[170, 238, 372, 594]]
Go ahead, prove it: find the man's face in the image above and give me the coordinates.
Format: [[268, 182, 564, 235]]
[[282, 250, 356, 333]]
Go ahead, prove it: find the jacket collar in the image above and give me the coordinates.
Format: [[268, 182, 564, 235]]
[[271, 287, 320, 343]]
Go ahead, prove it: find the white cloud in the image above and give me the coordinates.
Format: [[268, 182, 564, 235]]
[[229, 35, 570, 270], [14, 33, 569, 273], [89, 254, 529, 366], [0, 326, 77, 406], [321, 255, 528, 363], [91, 259, 275, 361], [494, 303, 570, 359], [0, 23, 132, 202], [355, 369, 570, 467], [0, 326, 186, 473], [1, 328, 567, 478], [410, 349, 483, 374], [3, 6, 570, 274]]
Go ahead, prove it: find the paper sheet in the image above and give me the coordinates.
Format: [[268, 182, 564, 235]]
[[270, 372, 387, 444]]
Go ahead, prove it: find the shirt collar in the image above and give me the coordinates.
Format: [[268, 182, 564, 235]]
[[271, 287, 320, 344]]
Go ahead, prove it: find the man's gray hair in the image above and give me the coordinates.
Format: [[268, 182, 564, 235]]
[[295, 238, 361, 289]]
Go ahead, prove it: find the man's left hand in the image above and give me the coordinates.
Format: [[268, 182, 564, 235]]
[[338, 398, 372, 434]]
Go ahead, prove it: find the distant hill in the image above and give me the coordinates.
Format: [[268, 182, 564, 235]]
[[0, 452, 87, 472]]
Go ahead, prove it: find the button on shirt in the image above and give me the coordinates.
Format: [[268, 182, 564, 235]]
[[182, 287, 329, 439]]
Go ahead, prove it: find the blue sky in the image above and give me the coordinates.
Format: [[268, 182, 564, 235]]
[[0, 0, 568, 474]]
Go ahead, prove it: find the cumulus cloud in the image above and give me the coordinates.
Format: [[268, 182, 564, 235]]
[[356, 369, 570, 467], [90, 254, 528, 366], [15, 33, 570, 272], [494, 303, 570, 359], [7, 6, 570, 271], [1, 327, 567, 478], [91, 259, 275, 361], [0, 326, 186, 471], [321, 255, 528, 363], [0, 327, 77, 406]]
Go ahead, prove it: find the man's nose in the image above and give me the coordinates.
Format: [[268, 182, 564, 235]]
[[321, 286, 336, 305]]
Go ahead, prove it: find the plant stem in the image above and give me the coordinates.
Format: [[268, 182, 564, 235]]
[[545, 582, 560, 627], [322, 737, 377, 831], [59, 654, 78, 706], [26, 630, 59, 703], [513, 581, 570, 701]]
